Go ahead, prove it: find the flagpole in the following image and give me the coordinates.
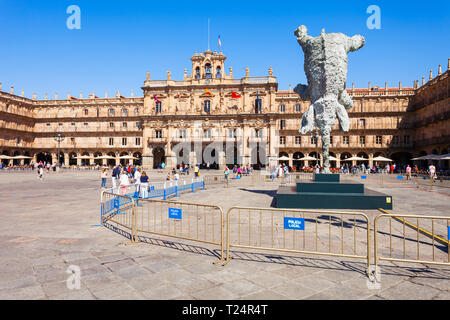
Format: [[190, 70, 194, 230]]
[[208, 18, 210, 51]]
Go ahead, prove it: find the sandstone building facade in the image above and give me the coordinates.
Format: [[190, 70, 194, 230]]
[[0, 51, 449, 170]]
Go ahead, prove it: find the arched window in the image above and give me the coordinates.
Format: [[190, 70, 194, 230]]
[[122, 108, 128, 116], [204, 101, 211, 113], [84, 108, 88, 116], [195, 67, 200, 80], [155, 101, 162, 113], [216, 66, 221, 79], [109, 108, 115, 116], [204, 63, 212, 79], [135, 108, 139, 115]]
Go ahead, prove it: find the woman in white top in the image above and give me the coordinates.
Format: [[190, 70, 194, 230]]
[[119, 170, 130, 195], [134, 168, 142, 196]]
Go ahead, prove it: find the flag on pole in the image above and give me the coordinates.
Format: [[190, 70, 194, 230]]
[[218, 35, 221, 48], [153, 94, 161, 103], [205, 89, 212, 95], [231, 91, 241, 99]]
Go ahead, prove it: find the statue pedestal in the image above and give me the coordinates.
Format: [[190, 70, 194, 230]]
[[276, 174, 392, 210]]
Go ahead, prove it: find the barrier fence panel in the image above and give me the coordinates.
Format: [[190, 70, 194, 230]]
[[224, 207, 371, 269], [101, 192, 136, 239], [134, 198, 225, 262], [374, 214, 450, 268]]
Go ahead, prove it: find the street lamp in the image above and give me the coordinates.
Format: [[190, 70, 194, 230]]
[[310, 128, 319, 167], [53, 133, 65, 167]]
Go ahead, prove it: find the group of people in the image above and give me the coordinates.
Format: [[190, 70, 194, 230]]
[[102, 164, 150, 197]]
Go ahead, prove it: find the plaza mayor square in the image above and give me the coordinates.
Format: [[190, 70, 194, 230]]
[[0, 0, 449, 312]]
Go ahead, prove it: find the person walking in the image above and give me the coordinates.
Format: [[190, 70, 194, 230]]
[[101, 168, 108, 188], [140, 171, 149, 198], [224, 166, 230, 180], [38, 165, 44, 181]]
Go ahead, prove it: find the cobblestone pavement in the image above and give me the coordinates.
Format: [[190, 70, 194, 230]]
[[0, 170, 449, 300]]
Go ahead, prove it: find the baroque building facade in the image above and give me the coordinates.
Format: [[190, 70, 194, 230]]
[[0, 51, 449, 170]]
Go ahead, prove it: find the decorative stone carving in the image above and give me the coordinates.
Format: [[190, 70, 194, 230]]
[[293, 25, 365, 173]]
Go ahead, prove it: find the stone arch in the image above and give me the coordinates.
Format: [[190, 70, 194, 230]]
[[94, 152, 103, 165], [293, 152, 304, 169], [133, 152, 142, 166], [69, 152, 77, 165], [153, 147, 165, 169]]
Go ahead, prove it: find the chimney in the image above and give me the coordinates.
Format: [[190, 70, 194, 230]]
[[55, 92, 58, 100], [429, 70, 433, 80], [44, 92, 48, 100], [399, 81, 402, 89], [10, 86, 14, 94], [105, 91, 108, 98], [438, 64, 442, 75], [422, 77, 425, 86], [245, 67, 249, 77], [80, 91, 83, 99], [0, 82, 2, 91], [229, 67, 233, 78], [368, 81, 371, 90], [385, 82, 388, 90], [130, 89, 134, 97], [32, 93, 37, 100], [21, 90, 24, 97]]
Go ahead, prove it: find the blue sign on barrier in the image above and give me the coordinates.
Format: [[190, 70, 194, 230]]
[[361, 176, 367, 179], [448, 226, 450, 240], [169, 207, 182, 219], [397, 175, 403, 179], [284, 217, 305, 230], [114, 198, 120, 208]]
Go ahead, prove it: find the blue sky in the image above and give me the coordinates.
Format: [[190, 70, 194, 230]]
[[0, 0, 449, 99]]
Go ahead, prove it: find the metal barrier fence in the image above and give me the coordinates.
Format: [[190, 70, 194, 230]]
[[374, 213, 450, 269], [134, 198, 225, 262], [101, 192, 136, 239], [99, 193, 450, 276], [224, 206, 371, 269]]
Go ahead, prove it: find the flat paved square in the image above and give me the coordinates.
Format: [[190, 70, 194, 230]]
[[0, 169, 449, 300]]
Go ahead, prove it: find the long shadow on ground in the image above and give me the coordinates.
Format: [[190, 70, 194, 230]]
[[103, 222, 450, 280]]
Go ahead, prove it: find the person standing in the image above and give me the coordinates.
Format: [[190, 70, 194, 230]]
[[134, 168, 141, 197], [140, 171, 149, 198], [101, 168, 108, 188], [406, 164, 412, 180], [429, 163, 436, 180], [119, 170, 130, 195], [111, 165, 117, 189], [194, 164, 199, 178]]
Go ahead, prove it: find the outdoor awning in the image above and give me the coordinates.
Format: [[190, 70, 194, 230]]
[[372, 156, 392, 162], [342, 156, 367, 161], [298, 156, 318, 161], [411, 154, 441, 160], [277, 156, 291, 161], [118, 155, 139, 160]]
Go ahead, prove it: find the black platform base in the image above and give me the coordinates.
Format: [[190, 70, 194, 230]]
[[276, 174, 393, 210]]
